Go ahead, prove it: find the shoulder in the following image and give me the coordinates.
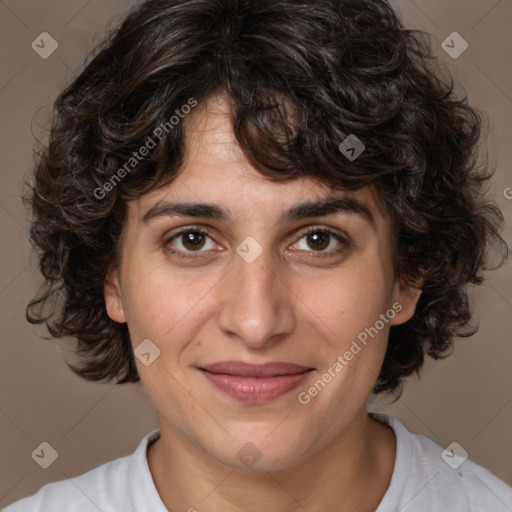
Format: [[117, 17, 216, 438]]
[[409, 429, 512, 511], [2, 430, 160, 512], [373, 413, 512, 512], [2, 456, 131, 512]]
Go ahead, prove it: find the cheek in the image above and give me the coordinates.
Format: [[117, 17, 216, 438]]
[[297, 255, 393, 344], [120, 265, 217, 350]]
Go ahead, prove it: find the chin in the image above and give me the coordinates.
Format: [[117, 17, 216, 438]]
[[207, 427, 310, 473]]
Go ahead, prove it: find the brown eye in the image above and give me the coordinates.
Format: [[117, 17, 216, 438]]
[[165, 228, 217, 257], [290, 227, 349, 257], [306, 231, 330, 251], [181, 231, 207, 251]]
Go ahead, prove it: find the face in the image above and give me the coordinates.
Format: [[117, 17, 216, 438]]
[[105, 94, 421, 471]]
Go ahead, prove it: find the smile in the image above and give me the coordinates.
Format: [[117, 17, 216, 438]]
[[198, 361, 314, 403]]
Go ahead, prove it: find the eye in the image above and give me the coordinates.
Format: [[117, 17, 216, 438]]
[[289, 227, 349, 257], [164, 226, 349, 261], [165, 228, 218, 258]]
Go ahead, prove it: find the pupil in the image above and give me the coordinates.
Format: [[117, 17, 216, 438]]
[[184, 232, 204, 250], [308, 232, 328, 250]]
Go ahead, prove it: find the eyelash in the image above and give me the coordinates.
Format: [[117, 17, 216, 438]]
[[164, 226, 350, 260]]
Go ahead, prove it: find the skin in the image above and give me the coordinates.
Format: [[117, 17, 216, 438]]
[[105, 93, 422, 512]]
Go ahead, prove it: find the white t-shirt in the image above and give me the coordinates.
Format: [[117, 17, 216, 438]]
[[3, 413, 511, 511]]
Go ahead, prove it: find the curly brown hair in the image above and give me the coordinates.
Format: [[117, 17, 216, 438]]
[[25, 0, 507, 394]]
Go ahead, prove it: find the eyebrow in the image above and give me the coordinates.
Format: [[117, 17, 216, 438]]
[[142, 196, 374, 225]]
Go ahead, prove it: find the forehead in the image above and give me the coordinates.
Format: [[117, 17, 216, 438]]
[[130, 94, 389, 228]]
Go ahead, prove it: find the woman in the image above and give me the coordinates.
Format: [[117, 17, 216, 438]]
[[5, 0, 511, 510]]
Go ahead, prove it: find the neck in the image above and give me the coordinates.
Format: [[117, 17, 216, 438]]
[[147, 407, 396, 512]]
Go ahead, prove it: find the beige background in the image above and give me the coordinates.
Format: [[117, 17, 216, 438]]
[[1, 0, 511, 507]]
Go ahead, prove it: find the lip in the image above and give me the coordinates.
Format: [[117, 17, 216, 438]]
[[198, 361, 314, 403]]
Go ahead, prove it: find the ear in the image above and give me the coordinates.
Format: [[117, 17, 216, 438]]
[[389, 275, 422, 326], [104, 268, 127, 323]]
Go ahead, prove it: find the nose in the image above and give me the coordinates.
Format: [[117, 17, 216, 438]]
[[217, 248, 297, 349]]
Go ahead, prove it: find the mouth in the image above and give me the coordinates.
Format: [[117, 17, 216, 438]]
[[198, 361, 314, 403]]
